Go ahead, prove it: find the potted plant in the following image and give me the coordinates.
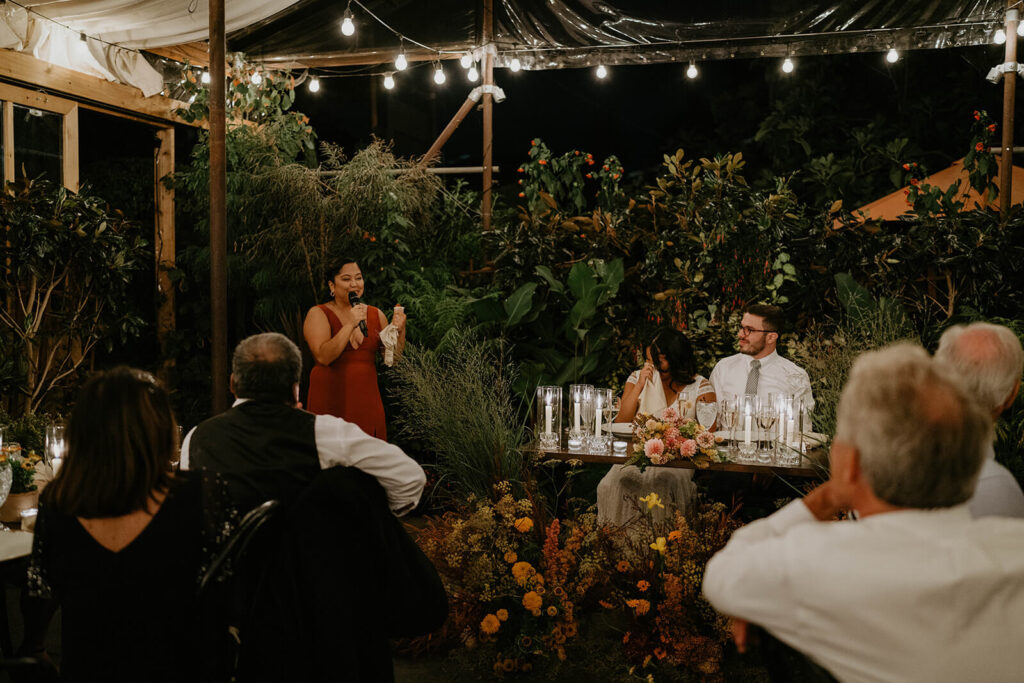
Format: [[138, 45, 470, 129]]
[[0, 449, 42, 523]]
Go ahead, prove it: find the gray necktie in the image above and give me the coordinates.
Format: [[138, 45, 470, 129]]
[[745, 359, 761, 395]]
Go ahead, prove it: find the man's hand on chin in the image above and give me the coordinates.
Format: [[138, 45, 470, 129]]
[[802, 480, 850, 521]]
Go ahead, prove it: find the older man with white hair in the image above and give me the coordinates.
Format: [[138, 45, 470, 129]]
[[702, 343, 1024, 683], [935, 321, 1024, 518]]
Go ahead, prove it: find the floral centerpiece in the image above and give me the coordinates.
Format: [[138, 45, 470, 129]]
[[625, 405, 720, 469], [11, 450, 42, 494]]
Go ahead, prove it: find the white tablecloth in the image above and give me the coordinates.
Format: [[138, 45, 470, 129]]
[[0, 530, 33, 562]]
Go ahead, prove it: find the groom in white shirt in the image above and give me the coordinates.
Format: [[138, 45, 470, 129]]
[[702, 343, 1024, 683], [709, 304, 814, 410]]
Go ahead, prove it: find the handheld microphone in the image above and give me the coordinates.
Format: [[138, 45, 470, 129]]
[[348, 291, 368, 335]]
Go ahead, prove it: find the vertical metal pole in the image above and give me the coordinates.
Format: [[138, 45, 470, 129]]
[[1001, 5, 1018, 215], [209, 0, 229, 413], [481, 0, 494, 231]]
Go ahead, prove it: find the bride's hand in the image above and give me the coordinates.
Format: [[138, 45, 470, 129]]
[[638, 362, 655, 386]]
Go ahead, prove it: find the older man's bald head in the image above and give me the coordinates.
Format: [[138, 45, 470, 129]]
[[936, 322, 1023, 416]]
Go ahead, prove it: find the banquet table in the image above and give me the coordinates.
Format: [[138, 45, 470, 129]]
[[533, 431, 826, 479], [0, 530, 32, 563]]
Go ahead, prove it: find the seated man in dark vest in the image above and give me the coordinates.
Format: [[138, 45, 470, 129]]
[[181, 332, 425, 514]]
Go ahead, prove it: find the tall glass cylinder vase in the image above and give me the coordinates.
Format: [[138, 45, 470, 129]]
[[587, 388, 613, 454], [567, 384, 593, 452], [536, 386, 562, 451], [737, 394, 759, 463]]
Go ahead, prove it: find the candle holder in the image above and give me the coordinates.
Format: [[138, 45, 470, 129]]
[[536, 386, 562, 451], [587, 388, 613, 454], [738, 394, 760, 463], [46, 423, 67, 468], [567, 384, 594, 453]]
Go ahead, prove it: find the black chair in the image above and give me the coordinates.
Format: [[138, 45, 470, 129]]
[[197, 500, 282, 682]]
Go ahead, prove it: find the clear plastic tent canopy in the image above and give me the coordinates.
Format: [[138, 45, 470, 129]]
[[227, 0, 1007, 70]]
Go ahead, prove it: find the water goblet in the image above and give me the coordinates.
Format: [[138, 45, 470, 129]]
[[718, 398, 737, 457], [696, 400, 718, 431], [756, 403, 778, 464]]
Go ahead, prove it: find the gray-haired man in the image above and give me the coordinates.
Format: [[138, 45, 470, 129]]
[[703, 343, 1024, 682], [181, 332, 424, 514], [935, 321, 1024, 518]]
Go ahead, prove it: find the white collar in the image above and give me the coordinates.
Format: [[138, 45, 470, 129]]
[[746, 349, 780, 367]]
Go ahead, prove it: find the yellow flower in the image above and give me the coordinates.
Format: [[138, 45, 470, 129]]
[[496, 608, 509, 621], [513, 517, 534, 532], [668, 530, 683, 542], [546, 605, 558, 617], [650, 536, 667, 554], [480, 614, 501, 634], [638, 492, 664, 510], [512, 561, 536, 585], [522, 591, 543, 612], [637, 580, 650, 592], [626, 598, 651, 615], [504, 550, 518, 563], [616, 560, 631, 573]]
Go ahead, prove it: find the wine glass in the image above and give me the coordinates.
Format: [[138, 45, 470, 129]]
[[718, 398, 737, 456], [696, 400, 718, 430], [756, 402, 778, 464]]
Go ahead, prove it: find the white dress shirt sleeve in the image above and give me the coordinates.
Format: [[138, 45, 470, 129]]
[[179, 426, 196, 471], [702, 499, 817, 629], [314, 414, 426, 516]]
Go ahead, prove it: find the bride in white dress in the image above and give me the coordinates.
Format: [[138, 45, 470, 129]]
[[596, 329, 716, 527]]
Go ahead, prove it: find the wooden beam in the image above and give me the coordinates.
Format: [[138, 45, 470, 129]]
[[482, 0, 494, 231], [420, 96, 478, 167], [1001, 3, 1017, 216], [2, 101, 14, 185], [209, 0, 230, 415], [155, 127, 176, 383], [259, 44, 469, 68], [62, 104, 79, 192], [0, 49, 194, 126], [145, 42, 212, 69]]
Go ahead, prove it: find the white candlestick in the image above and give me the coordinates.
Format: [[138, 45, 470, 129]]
[[786, 418, 796, 446], [594, 399, 603, 437], [574, 401, 581, 430], [744, 414, 752, 445], [545, 402, 553, 434], [52, 457, 63, 475]]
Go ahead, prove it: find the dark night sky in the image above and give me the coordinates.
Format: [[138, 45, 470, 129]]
[[287, 43, 1014, 197]]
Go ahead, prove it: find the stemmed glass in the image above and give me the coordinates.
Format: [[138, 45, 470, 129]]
[[756, 401, 778, 464], [718, 398, 737, 457], [696, 400, 718, 431], [46, 424, 67, 472]]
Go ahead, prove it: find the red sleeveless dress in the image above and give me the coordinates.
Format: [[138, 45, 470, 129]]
[[306, 304, 387, 439]]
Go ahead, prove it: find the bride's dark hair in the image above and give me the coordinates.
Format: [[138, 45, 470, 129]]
[[649, 329, 698, 387]]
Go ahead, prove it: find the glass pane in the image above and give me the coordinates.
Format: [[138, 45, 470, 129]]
[[13, 104, 62, 183]]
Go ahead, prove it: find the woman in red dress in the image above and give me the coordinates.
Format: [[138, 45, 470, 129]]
[[303, 260, 406, 439]]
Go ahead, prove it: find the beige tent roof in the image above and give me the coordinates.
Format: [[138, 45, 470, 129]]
[[844, 157, 1024, 224]]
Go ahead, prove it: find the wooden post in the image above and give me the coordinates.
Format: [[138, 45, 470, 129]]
[[209, 0, 230, 414], [481, 0, 494, 230], [155, 127, 176, 382], [61, 104, 79, 192], [1001, 3, 1018, 215]]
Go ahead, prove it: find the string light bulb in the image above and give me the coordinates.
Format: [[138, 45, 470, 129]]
[[308, 76, 320, 93], [341, 15, 355, 36], [510, 57, 521, 72], [395, 49, 408, 71], [468, 65, 479, 81], [201, 70, 211, 84], [781, 57, 795, 73], [460, 52, 473, 69], [995, 28, 1007, 44], [686, 62, 698, 79], [596, 64, 608, 79], [383, 73, 395, 90], [433, 64, 446, 85], [886, 48, 899, 63], [251, 71, 262, 85], [1018, 22, 1024, 37]]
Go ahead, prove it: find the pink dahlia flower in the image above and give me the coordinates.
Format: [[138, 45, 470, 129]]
[[679, 439, 698, 457]]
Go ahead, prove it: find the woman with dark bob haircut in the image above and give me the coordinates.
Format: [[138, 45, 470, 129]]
[[597, 328, 716, 527], [30, 367, 207, 681]]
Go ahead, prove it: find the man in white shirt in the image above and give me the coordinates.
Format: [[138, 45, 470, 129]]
[[702, 343, 1024, 683], [709, 304, 814, 411], [935, 321, 1024, 518], [180, 333, 425, 515]]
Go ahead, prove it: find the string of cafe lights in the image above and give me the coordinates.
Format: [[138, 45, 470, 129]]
[[303, 3, 1007, 94]]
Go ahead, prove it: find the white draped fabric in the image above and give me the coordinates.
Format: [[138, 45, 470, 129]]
[[1, 0, 298, 96]]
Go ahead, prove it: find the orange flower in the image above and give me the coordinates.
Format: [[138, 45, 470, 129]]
[[668, 530, 683, 542], [518, 192, 525, 198], [369, 236, 376, 242], [612, 173, 620, 179], [616, 560, 631, 573], [637, 580, 650, 592], [496, 608, 509, 621], [531, 139, 537, 145], [523, 591, 543, 613], [910, 178, 919, 186], [622, 631, 631, 643], [626, 598, 651, 615], [512, 561, 536, 585], [587, 159, 595, 165], [517, 167, 524, 172], [975, 142, 985, 152], [504, 550, 517, 563], [586, 173, 593, 179], [973, 110, 981, 120], [574, 150, 580, 155], [480, 614, 501, 634], [546, 605, 558, 617], [518, 179, 523, 184], [514, 517, 533, 532], [538, 159, 548, 166], [654, 647, 667, 660], [603, 164, 610, 171], [599, 599, 614, 609], [988, 123, 997, 133], [902, 163, 910, 171]]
